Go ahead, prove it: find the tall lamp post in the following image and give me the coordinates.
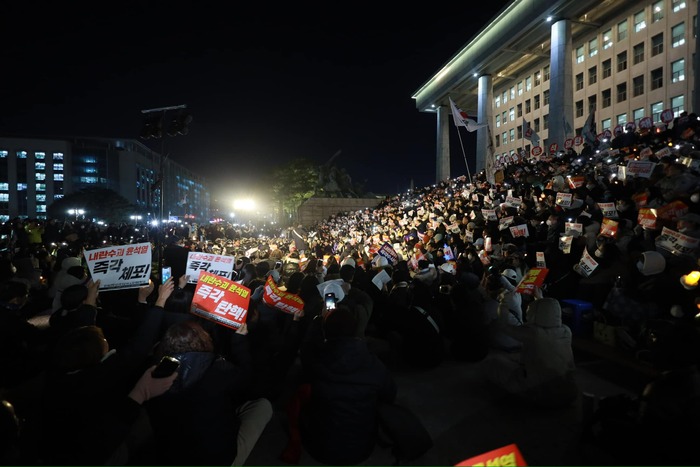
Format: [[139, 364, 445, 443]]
[[139, 104, 192, 280]]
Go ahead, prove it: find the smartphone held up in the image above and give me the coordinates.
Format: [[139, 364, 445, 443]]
[[161, 267, 172, 284], [152, 356, 180, 378]]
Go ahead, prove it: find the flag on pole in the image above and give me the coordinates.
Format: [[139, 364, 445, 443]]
[[522, 118, 540, 145], [582, 109, 597, 145], [449, 97, 486, 132], [563, 116, 573, 137]]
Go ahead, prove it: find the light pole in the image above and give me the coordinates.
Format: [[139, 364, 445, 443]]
[[139, 104, 192, 281]]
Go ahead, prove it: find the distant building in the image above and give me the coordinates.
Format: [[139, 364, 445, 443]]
[[0, 136, 209, 222], [413, 0, 698, 183]]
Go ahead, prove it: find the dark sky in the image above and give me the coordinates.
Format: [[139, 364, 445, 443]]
[[1, 1, 510, 203]]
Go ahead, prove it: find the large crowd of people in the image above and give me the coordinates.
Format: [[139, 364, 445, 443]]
[[2, 116, 700, 465]]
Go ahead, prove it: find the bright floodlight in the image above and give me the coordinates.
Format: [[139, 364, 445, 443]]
[[233, 198, 256, 211]]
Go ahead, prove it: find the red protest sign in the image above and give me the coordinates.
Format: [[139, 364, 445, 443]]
[[656, 200, 688, 222], [190, 271, 251, 330], [638, 117, 653, 129], [661, 109, 674, 124], [564, 138, 574, 149], [456, 443, 527, 466], [637, 208, 658, 230], [573, 135, 583, 146], [262, 276, 304, 314], [548, 143, 558, 154], [531, 146, 543, 157], [599, 217, 619, 238], [515, 267, 549, 295]]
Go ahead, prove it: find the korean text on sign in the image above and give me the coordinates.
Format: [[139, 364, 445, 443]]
[[190, 271, 251, 330], [85, 242, 152, 290], [185, 251, 235, 284]]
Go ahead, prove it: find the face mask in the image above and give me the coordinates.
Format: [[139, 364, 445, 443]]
[[546, 220, 554, 226], [692, 193, 700, 203], [594, 249, 604, 258]]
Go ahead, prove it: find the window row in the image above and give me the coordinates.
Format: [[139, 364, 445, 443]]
[[494, 66, 550, 107]]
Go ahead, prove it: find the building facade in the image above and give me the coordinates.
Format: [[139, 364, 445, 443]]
[[0, 136, 210, 222], [413, 0, 698, 183]]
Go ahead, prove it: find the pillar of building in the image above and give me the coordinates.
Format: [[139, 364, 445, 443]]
[[436, 104, 450, 183], [695, 0, 700, 113], [548, 19, 573, 151], [476, 74, 493, 178]]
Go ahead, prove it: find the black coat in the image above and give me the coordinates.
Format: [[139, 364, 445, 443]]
[[300, 321, 396, 465]]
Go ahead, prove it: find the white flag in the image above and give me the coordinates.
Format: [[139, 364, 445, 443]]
[[449, 97, 486, 132], [522, 117, 540, 145]]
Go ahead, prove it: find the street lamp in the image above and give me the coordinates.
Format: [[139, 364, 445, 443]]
[[67, 208, 85, 220]]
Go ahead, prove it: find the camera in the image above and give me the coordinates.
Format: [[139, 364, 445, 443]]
[[152, 356, 180, 378], [324, 292, 337, 310]]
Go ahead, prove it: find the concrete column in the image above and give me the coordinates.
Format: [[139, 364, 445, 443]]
[[477, 74, 493, 179], [436, 104, 450, 183], [694, 0, 700, 113], [549, 19, 573, 151]]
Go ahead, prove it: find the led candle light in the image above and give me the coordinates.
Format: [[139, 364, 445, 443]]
[[680, 271, 700, 290]]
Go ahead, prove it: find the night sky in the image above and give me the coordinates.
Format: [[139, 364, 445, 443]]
[[1, 1, 511, 203]]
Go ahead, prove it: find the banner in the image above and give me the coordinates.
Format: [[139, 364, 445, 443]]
[[559, 236, 573, 254], [536, 251, 546, 268], [656, 227, 700, 257], [656, 200, 689, 222], [262, 275, 304, 315], [509, 224, 529, 238], [185, 252, 235, 284], [576, 248, 599, 277], [599, 218, 619, 238], [625, 160, 656, 178], [637, 208, 658, 230], [191, 271, 251, 330], [597, 202, 617, 218], [515, 267, 549, 295], [555, 192, 572, 207], [85, 242, 152, 290], [378, 242, 400, 266], [456, 443, 527, 466]]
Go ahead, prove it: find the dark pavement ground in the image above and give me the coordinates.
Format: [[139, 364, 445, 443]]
[[244, 337, 652, 467]]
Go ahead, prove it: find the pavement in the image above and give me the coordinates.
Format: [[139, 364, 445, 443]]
[[243, 336, 653, 466]]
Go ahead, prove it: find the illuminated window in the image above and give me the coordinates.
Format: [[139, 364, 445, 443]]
[[651, 101, 664, 122], [673, 0, 686, 12], [54, 173, 64, 181], [517, 81, 523, 96], [652, 1, 664, 22], [576, 46, 584, 63], [525, 76, 532, 91], [618, 112, 627, 126], [634, 10, 647, 32], [53, 163, 63, 171], [602, 118, 612, 131], [0, 194, 8, 202], [509, 107, 515, 121], [589, 37, 598, 57], [672, 58, 685, 82], [80, 176, 98, 183], [35, 162, 45, 170], [534, 72, 540, 87], [16, 151, 27, 159], [603, 29, 613, 49], [52, 153, 63, 160], [35, 152, 45, 160], [510, 86, 515, 99], [495, 95, 501, 107], [17, 183, 27, 190], [671, 95, 685, 116], [54, 194, 64, 200], [0, 183, 7, 190], [672, 22, 685, 47], [84, 167, 97, 174], [36, 205, 46, 213], [496, 114, 501, 128], [36, 173, 46, 181], [633, 108, 645, 122], [543, 65, 550, 81], [0, 151, 7, 158], [509, 128, 515, 142], [36, 194, 46, 202], [36, 184, 45, 192]]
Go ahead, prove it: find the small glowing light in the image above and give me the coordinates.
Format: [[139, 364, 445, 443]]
[[681, 271, 700, 289], [546, 15, 552, 22]]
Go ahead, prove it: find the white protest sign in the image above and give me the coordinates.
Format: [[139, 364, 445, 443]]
[[504, 196, 522, 208], [482, 209, 498, 221], [576, 248, 599, 277], [625, 160, 656, 179], [564, 222, 583, 234], [185, 252, 235, 284], [597, 202, 618, 218], [655, 227, 700, 257], [555, 192, 572, 207], [536, 251, 546, 268], [559, 236, 573, 254], [85, 243, 152, 290], [509, 224, 529, 238]]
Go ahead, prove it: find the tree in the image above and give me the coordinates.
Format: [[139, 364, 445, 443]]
[[269, 158, 318, 226], [47, 187, 139, 223]]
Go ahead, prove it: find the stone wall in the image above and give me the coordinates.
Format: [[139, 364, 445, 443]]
[[297, 196, 384, 227]]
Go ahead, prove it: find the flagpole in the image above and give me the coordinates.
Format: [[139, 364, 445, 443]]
[[455, 126, 473, 185]]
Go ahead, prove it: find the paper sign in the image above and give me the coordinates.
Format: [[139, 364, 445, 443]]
[[637, 208, 658, 229], [597, 202, 618, 218], [555, 192, 572, 207], [656, 226, 700, 257], [509, 224, 529, 238], [515, 267, 549, 295], [576, 248, 599, 277], [85, 242, 152, 290], [564, 222, 583, 234], [536, 251, 546, 268], [504, 196, 522, 208], [262, 276, 304, 315], [372, 269, 392, 290], [482, 209, 498, 221], [567, 176, 585, 189], [456, 443, 527, 466], [465, 230, 474, 243], [559, 236, 573, 254], [599, 217, 619, 238], [656, 200, 689, 222], [378, 242, 399, 266], [632, 192, 648, 209], [191, 271, 251, 330], [625, 160, 656, 178], [499, 216, 515, 231], [185, 252, 235, 284]]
